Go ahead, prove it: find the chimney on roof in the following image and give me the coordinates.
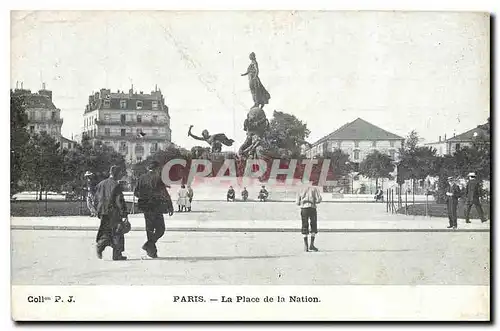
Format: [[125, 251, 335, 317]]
[[129, 85, 134, 96], [42, 82, 46, 90], [155, 84, 158, 92], [438, 136, 441, 142], [444, 134, 447, 140], [21, 82, 23, 89], [16, 81, 18, 89]]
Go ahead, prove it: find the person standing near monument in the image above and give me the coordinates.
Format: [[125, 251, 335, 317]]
[[187, 185, 194, 212], [296, 184, 322, 252], [94, 165, 128, 261], [134, 160, 174, 258], [464, 172, 487, 223], [241, 52, 271, 109], [446, 176, 461, 229]]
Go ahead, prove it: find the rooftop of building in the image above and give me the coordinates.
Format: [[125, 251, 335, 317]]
[[310, 117, 404, 147]]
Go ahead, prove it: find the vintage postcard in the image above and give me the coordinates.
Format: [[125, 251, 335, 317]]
[[10, 10, 490, 321]]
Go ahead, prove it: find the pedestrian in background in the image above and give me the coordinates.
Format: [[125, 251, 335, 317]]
[[187, 185, 194, 212], [94, 166, 128, 261], [227, 186, 235, 202], [84, 171, 97, 217], [177, 184, 190, 212], [446, 176, 461, 229], [464, 172, 487, 223], [134, 160, 174, 259], [296, 184, 322, 252]]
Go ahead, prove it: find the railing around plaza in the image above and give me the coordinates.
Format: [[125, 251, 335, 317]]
[[386, 187, 430, 217]]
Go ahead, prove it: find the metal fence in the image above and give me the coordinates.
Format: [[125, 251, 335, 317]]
[[386, 187, 431, 217]]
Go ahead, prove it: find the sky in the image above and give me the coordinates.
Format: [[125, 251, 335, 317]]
[[11, 11, 490, 150]]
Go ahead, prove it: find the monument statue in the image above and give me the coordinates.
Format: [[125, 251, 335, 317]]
[[241, 52, 271, 109], [188, 125, 235, 153]]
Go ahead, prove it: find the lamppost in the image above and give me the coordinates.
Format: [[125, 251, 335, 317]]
[[392, 159, 402, 208]]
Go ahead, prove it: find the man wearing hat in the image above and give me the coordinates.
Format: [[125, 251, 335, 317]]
[[94, 165, 129, 261], [464, 172, 487, 223], [445, 176, 461, 229], [134, 160, 174, 258], [84, 171, 97, 217]]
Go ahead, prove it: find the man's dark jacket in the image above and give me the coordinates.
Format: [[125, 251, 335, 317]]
[[95, 178, 128, 220], [134, 171, 173, 212]]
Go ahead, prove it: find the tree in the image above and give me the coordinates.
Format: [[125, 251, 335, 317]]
[[359, 150, 394, 188], [60, 136, 127, 195], [24, 133, 65, 200], [268, 111, 311, 157], [398, 131, 438, 192], [10, 90, 30, 195]]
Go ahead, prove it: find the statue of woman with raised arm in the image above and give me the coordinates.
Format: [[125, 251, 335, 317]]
[[241, 52, 271, 109]]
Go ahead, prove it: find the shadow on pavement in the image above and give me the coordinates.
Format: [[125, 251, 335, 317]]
[[127, 254, 295, 262], [319, 249, 414, 253]]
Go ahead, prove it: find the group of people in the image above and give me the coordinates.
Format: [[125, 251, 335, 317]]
[[176, 184, 194, 212], [446, 172, 488, 229], [87, 161, 174, 260], [227, 185, 269, 202]]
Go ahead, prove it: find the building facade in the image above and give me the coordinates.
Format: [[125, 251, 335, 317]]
[[424, 120, 489, 156], [83, 87, 172, 163], [13, 85, 64, 140], [304, 118, 404, 163]]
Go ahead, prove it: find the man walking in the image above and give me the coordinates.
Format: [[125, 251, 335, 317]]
[[94, 166, 128, 261], [134, 160, 174, 258], [445, 176, 461, 229], [464, 172, 487, 223], [296, 183, 322, 252]]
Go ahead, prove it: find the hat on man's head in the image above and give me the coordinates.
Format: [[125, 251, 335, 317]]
[[447, 176, 454, 180], [147, 160, 160, 170], [468, 172, 476, 177], [109, 165, 121, 178], [84, 171, 93, 177]]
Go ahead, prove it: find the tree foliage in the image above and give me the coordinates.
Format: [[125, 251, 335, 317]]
[[268, 111, 311, 157], [10, 91, 30, 195], [359, 150, 394, 187]]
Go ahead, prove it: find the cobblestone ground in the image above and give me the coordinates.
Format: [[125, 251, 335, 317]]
[[11, 230, 489, 286]]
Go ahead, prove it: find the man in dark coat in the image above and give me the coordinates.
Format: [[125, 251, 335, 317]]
[[94, 165, 128, 261], [134, 160, 174, 258], [464, 172, 487, 223], [445, 176, 461, 229]]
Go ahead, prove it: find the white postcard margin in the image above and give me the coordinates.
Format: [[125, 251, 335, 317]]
[[12, 285, 489, 321]]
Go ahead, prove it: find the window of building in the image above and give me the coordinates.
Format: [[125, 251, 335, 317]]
[[455, 143, 460, 151], [135, 144, 144, 154], [153, 129, 158, 136], [105, 128, 110, 136], [121, 129, 126, 137], [136, 156, 142, 162], [354, 150, 360, 160], [41, 111, 47, 121], [389, 150, 395, 159], [120, 100, 127, 109], [93, 128, 97, 137], [94, 117, 98, 124], [51, 111, 56, 120], [103, 100, 111, 108], [152, 115, 158, 123], [104, 114, 110, 121], [137, 115, 142, 123], [372, 141, 377, 147], [136, 101, 143, 109], [152, 142, 158, 152], [120, 114, 126, 123], [152, 101, 158, 110], [354, 140, 359, 148], [29, 126, 34, 133], [390, 140, 395, 147]]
